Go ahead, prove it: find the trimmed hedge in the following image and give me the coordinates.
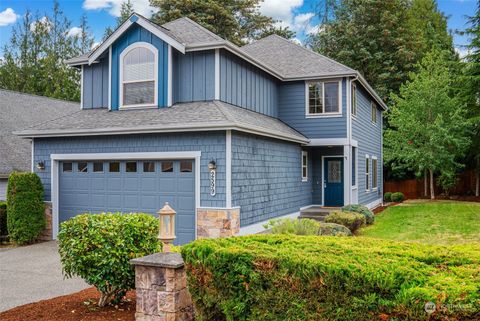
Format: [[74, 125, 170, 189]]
[[6, 172, 45, 244], [182, 235, 480, 321], [384, 192, 392, 202], [341, 204, 375, 225], [58, 213, 160, 306], [265, 218, 351, 236], [0, 201, 7, 240], [392, 192, 405, 202], [325, 210, 366, 233]]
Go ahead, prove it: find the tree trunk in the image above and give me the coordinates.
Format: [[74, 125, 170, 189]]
[[424, 169, 428, 197], [429, 169, 435, 200], [98, 291, 113, 307]]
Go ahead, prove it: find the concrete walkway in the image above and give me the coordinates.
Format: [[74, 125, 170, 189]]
[[0, 241, 88, 312]]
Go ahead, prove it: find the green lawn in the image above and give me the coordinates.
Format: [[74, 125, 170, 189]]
[[360, 200, 480, 245]]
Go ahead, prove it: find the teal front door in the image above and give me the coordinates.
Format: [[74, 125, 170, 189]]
[[324, 157, 344, 206]]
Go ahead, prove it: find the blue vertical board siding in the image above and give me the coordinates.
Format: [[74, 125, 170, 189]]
[[220, 50, 278, 117], [278, 79, 347, 138], [172, 50, 215, 103], [111, 23, 168, 110], [82, 57, 109, 109], [352, 85, 383, 205], [33, 132, 226, 208], [231, 132, 311, 226]]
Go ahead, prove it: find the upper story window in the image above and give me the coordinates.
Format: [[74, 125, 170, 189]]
[[120, 42, 158, 108], [306, 80, 341, 116], [351, 83, 357, 117], [371, 101, 377, 124], [302, 151, 308, 182]]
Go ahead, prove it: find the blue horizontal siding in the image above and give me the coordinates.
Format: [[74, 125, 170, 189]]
[[231, 132, 311, 226], [278, 79, 347, 139], [82, 57, 109, 109], [33, 132, 226, 208]]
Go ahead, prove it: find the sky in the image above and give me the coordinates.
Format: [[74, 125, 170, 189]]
[[0, 0, 477, 57]]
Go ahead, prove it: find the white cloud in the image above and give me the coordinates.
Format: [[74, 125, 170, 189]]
[[30, 16, 51, 32], [0, 8, 19, 27], [82, 0, 158, 18], [67, 26, 83, 37], [91, 41, 100, 50], [455, 47, 471, 59]]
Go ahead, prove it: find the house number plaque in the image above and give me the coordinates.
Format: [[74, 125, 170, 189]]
[[210, 169, 216, 196]]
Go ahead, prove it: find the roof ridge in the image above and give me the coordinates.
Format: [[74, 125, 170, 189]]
[[212, 100, 235, 123], [0, 89, 80, 105]]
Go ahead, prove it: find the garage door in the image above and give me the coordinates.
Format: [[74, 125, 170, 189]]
[[59, 159, 195, 244]]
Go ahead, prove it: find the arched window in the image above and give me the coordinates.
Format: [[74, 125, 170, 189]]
[[120, 43, 157, 108]]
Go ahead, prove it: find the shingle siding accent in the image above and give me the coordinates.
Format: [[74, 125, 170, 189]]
[[278, 79, 347, 139], [173, 50, 215, 103], [231, 132, 311, 226], [33, 132, 226, 208], [352, 85, 383, 205], [220, 50, 278, 117]]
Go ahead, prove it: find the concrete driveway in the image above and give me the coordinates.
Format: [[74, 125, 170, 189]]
[[0, 241, 88, 312]]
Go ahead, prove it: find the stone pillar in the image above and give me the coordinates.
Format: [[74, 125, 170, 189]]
[[197, 207, 240, 239], [131, 252, 194, 321], [39, 201, 52, 241]]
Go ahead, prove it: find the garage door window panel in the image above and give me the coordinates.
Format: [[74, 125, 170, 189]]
[[180, 161, 193, 173], [63, 162, 73, 173], [126, 161, 137, 173], [162, 161, 174, 173], [78, 162, 88, 173], [109, 162, 120, 173], [143, 161, 155, 172], [93, 162, 104, 173]]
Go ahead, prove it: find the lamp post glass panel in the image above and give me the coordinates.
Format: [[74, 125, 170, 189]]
[[158, 202, 176, 251]]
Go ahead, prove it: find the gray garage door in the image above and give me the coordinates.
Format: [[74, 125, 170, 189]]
[[59, 159, 195, 244]]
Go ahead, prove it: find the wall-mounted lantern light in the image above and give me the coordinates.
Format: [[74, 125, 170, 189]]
[[208, 160, 217, 170], [36, 161, 45, 170], [157, 202, 176, 252]]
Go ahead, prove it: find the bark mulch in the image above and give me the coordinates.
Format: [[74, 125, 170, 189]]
[[0, 288, 135, 321]]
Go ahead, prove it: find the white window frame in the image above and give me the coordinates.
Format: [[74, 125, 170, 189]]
[[371, 101, 377, 124], [351, 83, 357, 117], [119, 42, 158, 109], [372, 156, 378, 191], [302, 151, 308, 182], [365, 154, 370, 192], [305, 79, 342, 118]]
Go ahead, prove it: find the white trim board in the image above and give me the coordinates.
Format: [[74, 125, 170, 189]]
[[365, 198, 382, 210], [238, 210, 301, 235], [225, 130, 232, 208], [308, 138, 358, 147], [214, 49, 220, 100], [50, 151, 201, 239], [167, 45, 173, 107]]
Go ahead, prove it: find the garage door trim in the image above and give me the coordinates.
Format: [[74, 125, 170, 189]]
[[50, 151, 201, 239]]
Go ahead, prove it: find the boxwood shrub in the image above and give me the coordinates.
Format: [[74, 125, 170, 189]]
[[182, 235, 480, 321], [58, 213, 160, 306], [325, 210, 366, 233], [392, 192, 405, 202], [384, 192, 393, 202], [6, 172, 45, 244], [341, 204, 375, 225], [265, 218, 351, 236]]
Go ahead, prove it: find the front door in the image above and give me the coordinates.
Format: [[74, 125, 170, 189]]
[[324, 157, 344, 206]]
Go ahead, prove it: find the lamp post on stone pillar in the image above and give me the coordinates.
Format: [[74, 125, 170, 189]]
[[158, 202, 176, 252]]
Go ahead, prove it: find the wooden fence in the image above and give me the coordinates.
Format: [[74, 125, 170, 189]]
[[384, 170, 478, 199]]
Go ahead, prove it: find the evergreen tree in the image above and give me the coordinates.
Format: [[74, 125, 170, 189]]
[[384, 50, 471, 199], [103, 0, 135, 40], [149, 0, 294, 46]]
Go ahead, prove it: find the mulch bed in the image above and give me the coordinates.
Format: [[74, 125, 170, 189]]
[[0, 288, 135, 321]]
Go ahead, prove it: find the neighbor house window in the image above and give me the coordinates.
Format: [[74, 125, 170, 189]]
[[352, 147, 356, 186], [351, 83, 357, 117], [372, 157, 378, 190], [120, 43, 157, 108], [307, 81, 341, 115], [371, 101, 377, 123], [365, 155, 370, 191], [302, 151, 308, 181]]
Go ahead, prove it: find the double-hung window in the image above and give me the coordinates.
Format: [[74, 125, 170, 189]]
[[302, 151, 308, 181], [120, 43, 158, 108], [306, 80, 341, 116], [365, 155, 370, 192], [372, 157, 378, 190]]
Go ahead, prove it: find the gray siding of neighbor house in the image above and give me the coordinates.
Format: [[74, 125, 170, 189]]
[[33, 132, 226, 208], [220, 50, 278, 117], [352, 85, 383, 205], [309, 146, 344, 204], [278, 79, 347, 139], [82, 57, 109, 109], [173, 50, 215, 103], [231, 131, 311, 226], [0, 178, 6, 201]]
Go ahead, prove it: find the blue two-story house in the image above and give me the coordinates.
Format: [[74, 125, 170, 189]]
[[16, 14, 386, 244]]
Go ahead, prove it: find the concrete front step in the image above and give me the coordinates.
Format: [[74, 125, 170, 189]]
[[298, 214, 326, 222], [299, 206, 341, 222]]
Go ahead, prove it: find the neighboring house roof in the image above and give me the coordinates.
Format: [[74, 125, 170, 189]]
[[0, 90, 79, 176], [15, 101, 309, 144]]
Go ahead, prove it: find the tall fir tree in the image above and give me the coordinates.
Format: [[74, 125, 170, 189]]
[[103, 0, 135, 40]]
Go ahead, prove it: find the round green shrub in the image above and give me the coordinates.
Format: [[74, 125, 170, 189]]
[[325, 211, 366, 233], [341, 204, 375, 225], [391, 192, 405, 202], [6, 172, 45, 244], [265, 218, 351, 236], [384, 192, 392, 202], [58, 213, 161, 306]]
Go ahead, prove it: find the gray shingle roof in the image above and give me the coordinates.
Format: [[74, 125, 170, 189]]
[[241, 34, 356, 79], [162, 17, 225, 48], [0, 90, 78, 175], [16, 101, 308, 144]]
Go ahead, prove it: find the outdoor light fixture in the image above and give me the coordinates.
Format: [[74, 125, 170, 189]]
[[208, 160, 217, 170], [157, 202, 176, 252], [36, 161, 45, 170]]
